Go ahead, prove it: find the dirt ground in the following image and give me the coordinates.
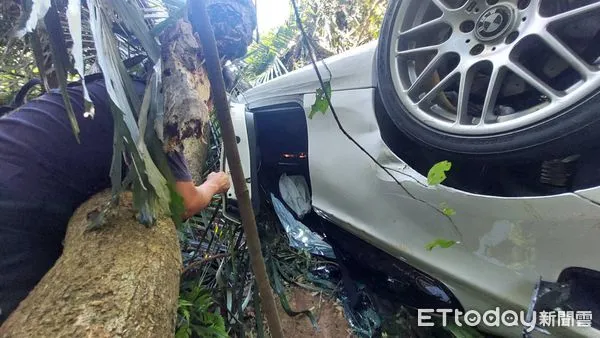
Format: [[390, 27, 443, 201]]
[[277, 287, 355, 338]]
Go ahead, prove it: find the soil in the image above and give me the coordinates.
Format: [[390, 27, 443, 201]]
[[276, 287, 355, 338]]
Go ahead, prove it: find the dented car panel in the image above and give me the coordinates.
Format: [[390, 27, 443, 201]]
[[235, 42, 600, 337], [303, 87, 600, 337]]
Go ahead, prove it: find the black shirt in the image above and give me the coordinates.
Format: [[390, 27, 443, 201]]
[[0, 79, 192, 217]]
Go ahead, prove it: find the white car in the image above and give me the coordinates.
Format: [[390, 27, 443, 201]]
[[227, 0, 600, 336]]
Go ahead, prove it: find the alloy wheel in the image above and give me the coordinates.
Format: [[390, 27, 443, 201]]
[[390, 0, 600, 135]]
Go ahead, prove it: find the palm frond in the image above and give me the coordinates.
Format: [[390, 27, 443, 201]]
[[66, 0, 93, 116], [45, 4, 80, 141], [109, 0, 161, 63], [253, 55, 288, 86], [14, 0, 51, 38], [88, 0, 169, 223]]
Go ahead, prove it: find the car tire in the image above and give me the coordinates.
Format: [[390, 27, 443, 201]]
[[377, 0, 600, 162]]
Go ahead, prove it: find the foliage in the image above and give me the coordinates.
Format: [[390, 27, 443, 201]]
[[424, 238, 457, 251], [440, 202, 456, 216], [240, 0, 388, 86], [173, 103, 255, 336], [0, 42, 40, 105], [309, 80, 331, 118], [179, 204, 251, 336], [241, 25, 296, 85], [176, 286, 228, 338], [3, 1, 252, 330], [0, 2, 39, 105], [426, 161, 457, 251], [46, 4, 81, 141], [427, 160, 452, 186], [3, 0, 184, 224], [298, 0, 387, 54]]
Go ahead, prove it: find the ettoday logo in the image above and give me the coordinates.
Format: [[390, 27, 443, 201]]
[[417, 308, 593, 333]]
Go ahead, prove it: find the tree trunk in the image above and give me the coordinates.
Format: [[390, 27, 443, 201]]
[[182, 133, 211, 184], [163, 0, 256, 183], [0, 191, 182, 338], [0, 2, 257, 336], [161, 19, 212, 184]]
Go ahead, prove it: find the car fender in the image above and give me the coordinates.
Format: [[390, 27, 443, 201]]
[[304, 86, 600, 336]]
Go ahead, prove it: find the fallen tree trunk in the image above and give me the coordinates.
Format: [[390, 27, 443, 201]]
[[0, 2, 257, 336], [161, 19, 213, 185], [0, 191, 182, 337]]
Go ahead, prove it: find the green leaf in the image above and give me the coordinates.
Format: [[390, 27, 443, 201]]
[[169, 186, 185, 227], [440, 202, 456, 216], [131, 171, 152, 225], [44, 5, 80, 142], [145, 131, 184, 226], [442, 207, 456, 216], [175, 324, 191, 338], [177, 286, 227, 338], [427, 160, 452, 186], [137, 74, 170, 216], [425, 239, 457, 251], [109, 0, 161, 63], [309, 81, 331, 119], [149, 61, 165, 141], [109, 104, 125, 197], [66, 0, 94, 117], [88, 0, 142, 138], [89, 0, 170, 224]]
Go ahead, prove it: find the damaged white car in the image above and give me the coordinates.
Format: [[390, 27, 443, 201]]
[[226, 0, 600, 336]]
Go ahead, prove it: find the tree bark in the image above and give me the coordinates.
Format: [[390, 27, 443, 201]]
[[161, 19, 212, 184], [0, 2, 258, 336], [162, 0, 257, 183], [0, 191, 182, 338]]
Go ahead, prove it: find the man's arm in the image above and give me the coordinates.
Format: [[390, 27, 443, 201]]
[[175, 172, 231, 219]]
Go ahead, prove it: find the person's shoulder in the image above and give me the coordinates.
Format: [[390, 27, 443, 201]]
[[82, 74, 147, 103]]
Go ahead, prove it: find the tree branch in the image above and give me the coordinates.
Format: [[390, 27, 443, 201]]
[[189, 1, 284, 337], [182, 253, 230, 274]]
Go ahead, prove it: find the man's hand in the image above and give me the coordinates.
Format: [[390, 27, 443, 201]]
[[205, 171, 231, 194], [175, 171, 231, 220]]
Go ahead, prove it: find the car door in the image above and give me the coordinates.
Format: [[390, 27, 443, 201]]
[[221, 102, 257, 222]]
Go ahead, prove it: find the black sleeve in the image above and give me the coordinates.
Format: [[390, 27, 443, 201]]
[[166, 151, 193, 182]]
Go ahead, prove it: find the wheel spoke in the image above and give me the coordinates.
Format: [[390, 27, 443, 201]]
[[386, 0, 600, 135], [408, 54, 445, 93], [507, 62, 560, 101], [431, 0, 451, 13], [480, 66, 506, 124], [396, 45, 440, 57], [398, 18, 445, 38], [531, 0, 543, 14], [455, 67, 476, 125], [417, 69, 459, 105], [540, 31, 593, 78], [547, 2, 600, 22]]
